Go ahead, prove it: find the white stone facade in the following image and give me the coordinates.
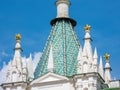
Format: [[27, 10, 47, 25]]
[[1, 0, 119, 90]]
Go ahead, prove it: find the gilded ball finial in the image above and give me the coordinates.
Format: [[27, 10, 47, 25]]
[[104, 53, 110, 60], [84, 24, 91, 31], [15, 34, 21, 40]]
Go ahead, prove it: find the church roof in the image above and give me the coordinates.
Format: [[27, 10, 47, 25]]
[[34, 19, 80, 79]]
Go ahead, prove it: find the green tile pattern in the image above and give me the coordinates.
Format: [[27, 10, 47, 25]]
[[34, 19, 80, 79]]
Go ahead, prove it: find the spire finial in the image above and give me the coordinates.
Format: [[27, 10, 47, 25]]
[[84, 24, 92, 39], [15, 34, 21, 40], [48, 44, 54, 72], [99, 56, 103, 68], [84, 24, 91, 31], [14, 34, 22, 50], [9, 34, 23, 82], [104, 53, 112, 84], [99, 56, 104, 78], [104, 53, 110, 60], [83, 24, 93, 64], [93, 47, 98, 59]]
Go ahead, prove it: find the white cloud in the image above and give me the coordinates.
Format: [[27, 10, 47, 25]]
[[33, 52, 42, 71]]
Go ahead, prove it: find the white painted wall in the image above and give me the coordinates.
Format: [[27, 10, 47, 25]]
[[30, 82, 74, 90], [57, 3, 69, 18]]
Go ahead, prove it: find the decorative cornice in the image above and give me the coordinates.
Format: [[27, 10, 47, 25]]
[[56, 0, 70, 6], [1, 81, 28, 88], [50, 18, 76, 27]]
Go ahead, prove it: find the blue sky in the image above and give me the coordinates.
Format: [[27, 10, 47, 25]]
[[0, 0, 120, 79]]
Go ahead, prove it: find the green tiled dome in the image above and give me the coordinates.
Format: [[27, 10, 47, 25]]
[[34, 19, 80, 79]]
